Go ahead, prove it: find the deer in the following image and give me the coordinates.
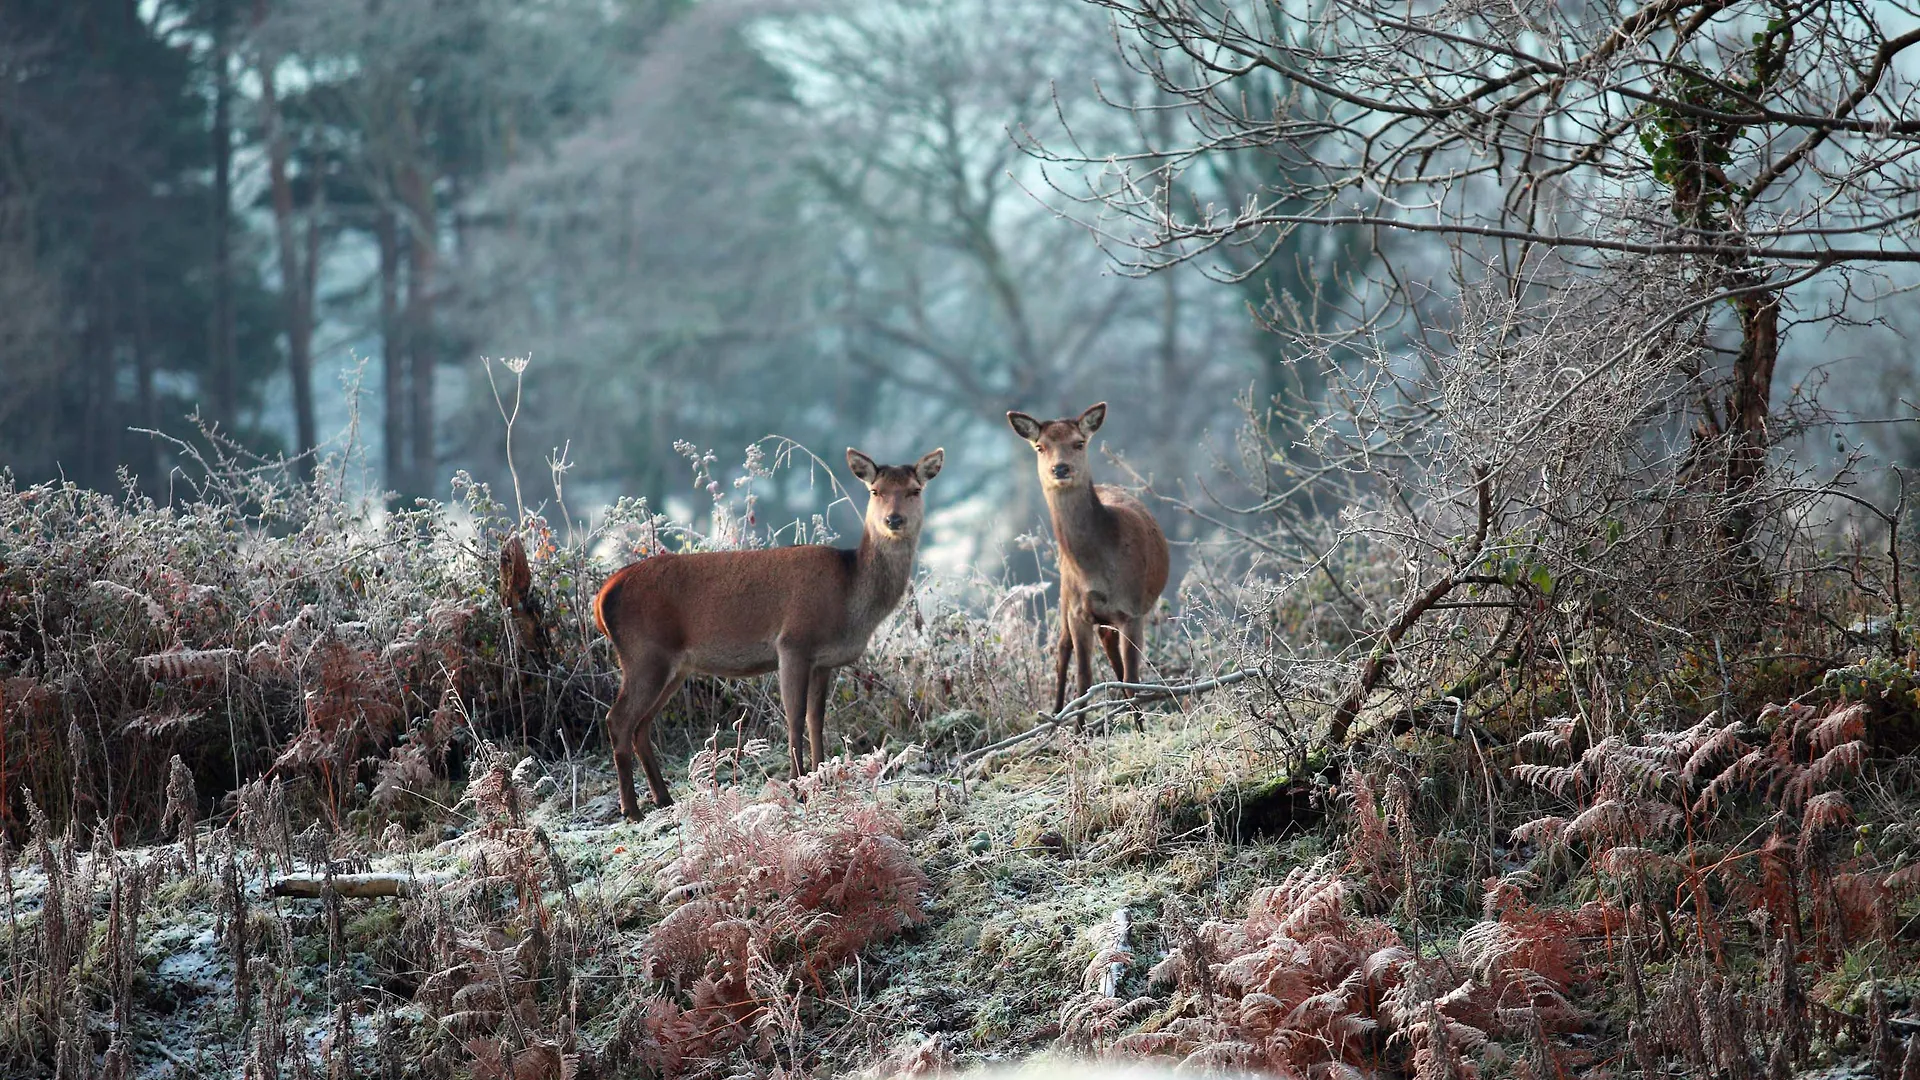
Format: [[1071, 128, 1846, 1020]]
[[593, 447, 944, 817], [1006, 403, 1170, 726]]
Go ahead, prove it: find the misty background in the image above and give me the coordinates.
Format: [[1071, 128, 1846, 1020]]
[[3, 0, 1915, 578]]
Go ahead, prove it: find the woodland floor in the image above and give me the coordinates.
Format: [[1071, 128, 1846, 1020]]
[[0, 697, 1342, 1078], [8, 681, 1920, 1080]]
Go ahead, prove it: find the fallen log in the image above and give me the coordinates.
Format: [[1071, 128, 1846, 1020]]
[[267, 872, 431, 899]]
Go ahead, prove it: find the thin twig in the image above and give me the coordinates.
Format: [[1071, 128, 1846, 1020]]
[[955, 670, 1256, 773]]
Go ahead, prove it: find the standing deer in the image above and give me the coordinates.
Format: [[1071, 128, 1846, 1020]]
[[593, 447, 944, 817], [1007, 403, 1170, 723]]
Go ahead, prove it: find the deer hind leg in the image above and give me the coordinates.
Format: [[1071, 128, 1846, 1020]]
[[1096, 623, 1135, 734], [806, 666, 834, 773], [633, 672, 684, 811], [1117, 618, 1150, 731], [610, 654, 681, 818], [777, 646, 814, 778], [609, 683, 644, 821], [1096, 625, 1125, 687]]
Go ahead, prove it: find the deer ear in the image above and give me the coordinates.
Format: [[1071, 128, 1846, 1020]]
[[916, 448, 945, 483], [846, 448, 877, 484], [1077, 402, 1107, 434], [1006, 411, 1041, 441]]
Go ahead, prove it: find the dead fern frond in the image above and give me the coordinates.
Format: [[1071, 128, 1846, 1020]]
[[1809, 703, 1868, 755], [1508, 816, 1569, 846], [1510, 763, 1582, 799], [1800, 790, 1852, 833], [137, 647, 243, 681], [634, 747, 927, 1075], [1695, 746, 1776, 815], [1516, 716, 1577, 755], [1681, 718, 1748, 785], [1787, 740, 1867, 809]]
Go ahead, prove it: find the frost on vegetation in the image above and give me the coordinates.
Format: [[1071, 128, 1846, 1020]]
[[600, 740, 929, 1076], [0, 438, 861, 849], [1053, 860, 1610, 1078], [2, 391, 1917, 1080]]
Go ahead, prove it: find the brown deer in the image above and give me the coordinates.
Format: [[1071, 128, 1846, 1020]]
[[1007, 403, 1170, 722], [593, 447, 944, 817]]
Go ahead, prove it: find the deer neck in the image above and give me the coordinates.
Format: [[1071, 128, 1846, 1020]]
[[849, 527, 916, 626], [1045, 481, 1116, 567]]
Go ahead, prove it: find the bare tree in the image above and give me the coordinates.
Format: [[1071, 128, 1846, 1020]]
[[448, 2, 833, 511], [0, 203, 64, 466], [1033, 0, 1920, 750], [1043, 0, 1920, 549], [256, 0, 622, 497], [209, 0, 238, 435], [764, 0, 1270, 512], [1176, 254, 1887, 752], [256, 42, 322, 479]]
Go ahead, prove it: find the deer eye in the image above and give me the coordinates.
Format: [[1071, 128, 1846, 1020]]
[[907, 490, 921, 498], [1072, 441, 1086, 450]]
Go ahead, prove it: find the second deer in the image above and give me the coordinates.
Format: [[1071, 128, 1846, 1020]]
[[1007, 403, 1169, 722], [593, 448, 944, 817]]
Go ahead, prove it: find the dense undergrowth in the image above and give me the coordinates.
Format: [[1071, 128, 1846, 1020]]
[[2, 432, 1919, 1078]]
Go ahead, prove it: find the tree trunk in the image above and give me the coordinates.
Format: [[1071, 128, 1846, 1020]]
[[1723, 284, 1781, 552], [399, 162, 436, 497], [1157, 268, 1192, 505], [79, 266, 108, 486], [208, 0, 235, 432], [134, 278, 159, 487], [261, 58, 317, 480], [377, 207, 406, 496], [304, 177, 323, 410], [268, 872, 437, 899]]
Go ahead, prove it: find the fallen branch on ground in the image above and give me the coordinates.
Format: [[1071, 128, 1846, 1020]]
[[955, 670, 1256, 774], [1325, 466, 1495, 745], [267, 872, 438, 899], [1095, 907, 1131, 997]]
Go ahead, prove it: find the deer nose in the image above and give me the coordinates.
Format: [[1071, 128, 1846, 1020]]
[[1051, 464, 1072, 479], [885, 513, 907, 530]]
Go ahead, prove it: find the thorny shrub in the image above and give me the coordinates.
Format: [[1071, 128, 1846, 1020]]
[[1121, 255, 1918, 1076], [1181, 260, 1904, 760]]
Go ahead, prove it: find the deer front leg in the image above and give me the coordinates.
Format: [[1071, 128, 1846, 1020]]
[[1053, 620, 1075, 715], [777, 646, 813, 778], [1068, 617, 1097, 733], [1114, 618, 1149, 732], [1120, 618, 1146, 687], [806, 665, 833, 772]]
